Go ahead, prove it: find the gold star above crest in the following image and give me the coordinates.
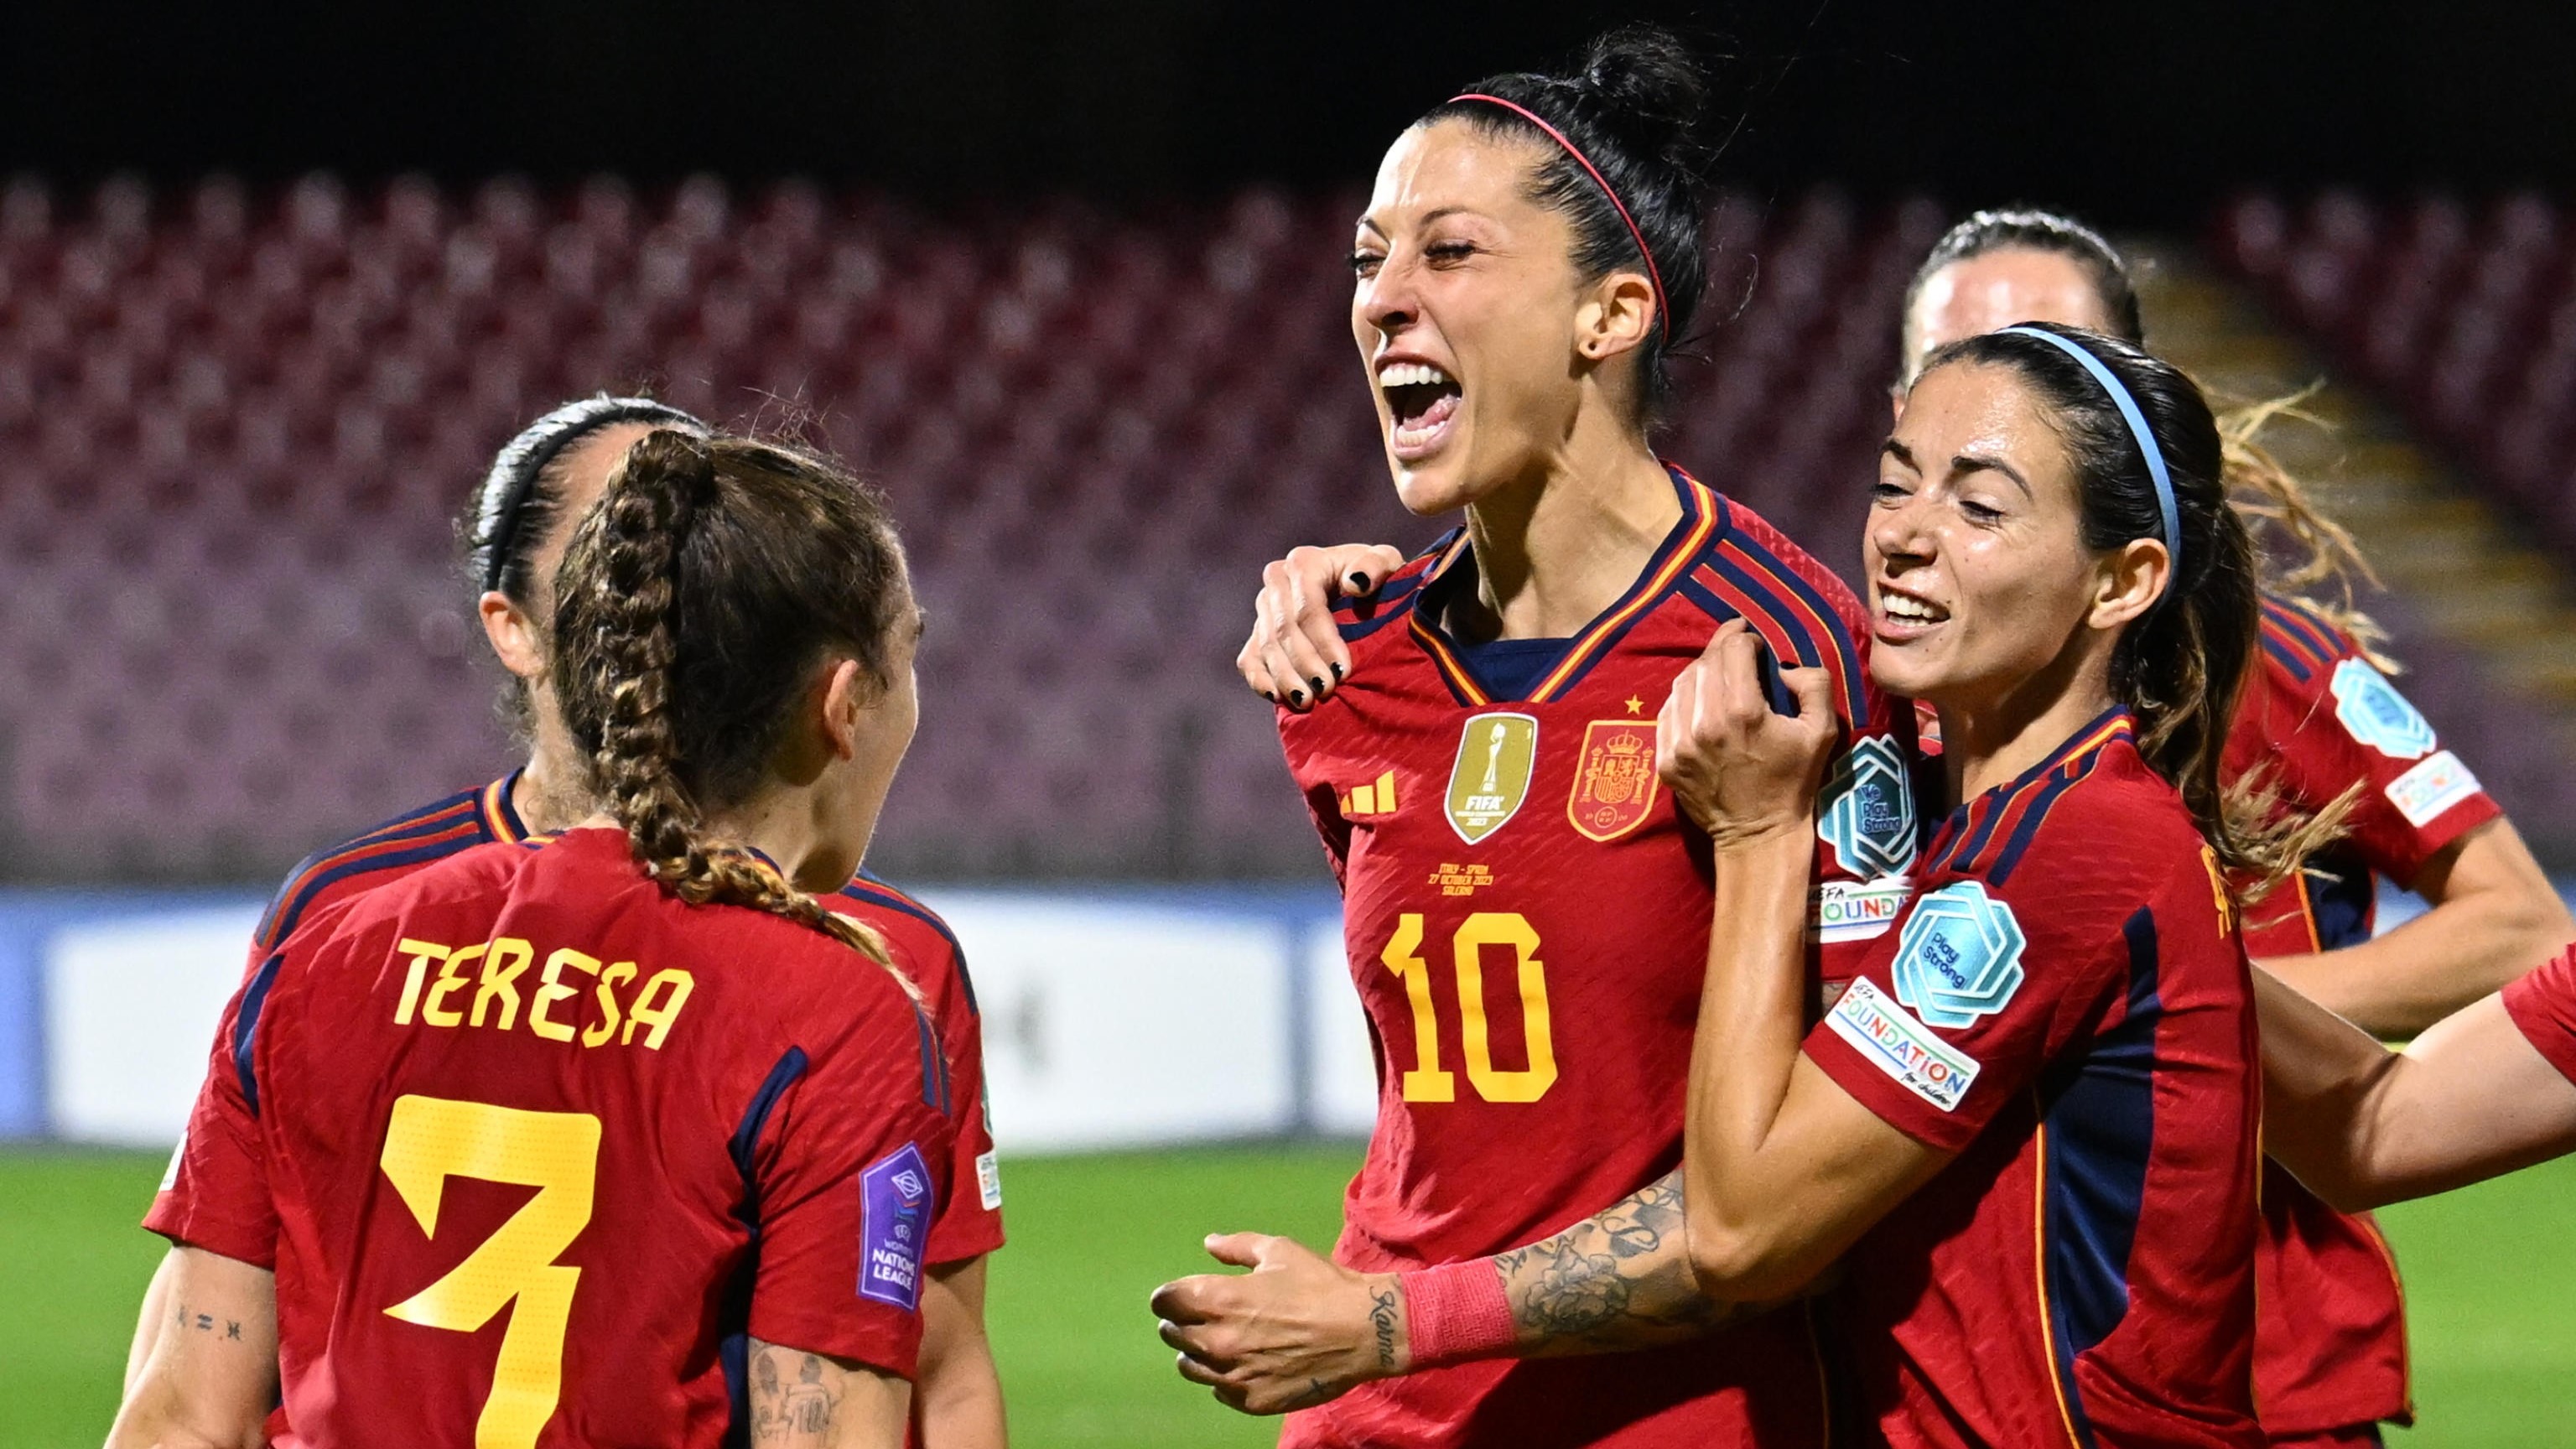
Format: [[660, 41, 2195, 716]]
[[1624, 695, 1644, 715]]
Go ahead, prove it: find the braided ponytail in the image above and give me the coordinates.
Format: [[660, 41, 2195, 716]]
[[557, 428, 919, 998]]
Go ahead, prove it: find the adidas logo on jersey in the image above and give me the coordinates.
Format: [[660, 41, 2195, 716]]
[[1342, 770, 1400, 818]]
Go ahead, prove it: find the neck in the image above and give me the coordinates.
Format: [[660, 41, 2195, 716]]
[[1935, 662, 2121, 806], [704, 785, 865, 895], [512, 705, 597, 835], [1456, 428, 1678, 642]]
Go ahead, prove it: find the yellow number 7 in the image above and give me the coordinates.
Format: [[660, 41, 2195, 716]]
[[379, 1095, 602, 1449]]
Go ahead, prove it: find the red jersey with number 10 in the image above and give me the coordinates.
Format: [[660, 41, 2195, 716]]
[[1277, 467, 1914, 1448], [147, 828, 955, 1449]]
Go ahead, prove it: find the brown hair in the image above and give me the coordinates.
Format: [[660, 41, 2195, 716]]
[[1924, 326, 2351, 897], [551, 428, 917, 988], [1903, 209, 2386, 655]]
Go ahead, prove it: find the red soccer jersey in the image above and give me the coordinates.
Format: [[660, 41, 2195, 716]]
[[834, 872, 1004, 1264], [170, 772, 1002, 1278], [147, 828, 955, 1448], [1805, 710, 2262, 1448], [2225, 595, 2500, 1434], [2503, 943, 2576, 1084], [1276, 467, 1914, 1448]]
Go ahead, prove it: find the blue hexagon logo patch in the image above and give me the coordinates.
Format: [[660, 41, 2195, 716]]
[[2329, 658, 2434, 761], [1819, 734, 1918, 880], [1891, 880, 2026, 1031]]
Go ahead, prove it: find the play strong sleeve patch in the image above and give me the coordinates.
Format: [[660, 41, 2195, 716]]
[[1824, 977, 1980, 1112], [858, 1143, 937, 1311]]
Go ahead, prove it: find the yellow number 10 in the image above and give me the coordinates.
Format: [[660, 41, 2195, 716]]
[[1380, 911, 1557, 1104], [379, 1095, 601, 1449]]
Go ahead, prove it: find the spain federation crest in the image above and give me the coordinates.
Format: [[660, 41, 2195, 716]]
[[1445, 713, 1538, 844], [1566, 719, 1659, 841]]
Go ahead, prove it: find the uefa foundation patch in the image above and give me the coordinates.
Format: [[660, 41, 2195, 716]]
[[1824, 977, 1979, 1112], [2386, 749, 2482, 827], [859, 1143, 937, 1310]]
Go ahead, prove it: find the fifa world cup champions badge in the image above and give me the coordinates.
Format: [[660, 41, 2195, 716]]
[[1445, 714, 1538, 844], [1566, 720, 1658, 841]]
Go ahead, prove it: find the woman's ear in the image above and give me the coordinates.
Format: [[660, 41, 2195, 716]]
[[1575, 270, 1657, 362], [817, 658, 870, 761], [477, 591, 546, 680], [2088, 538, 2172, 632]]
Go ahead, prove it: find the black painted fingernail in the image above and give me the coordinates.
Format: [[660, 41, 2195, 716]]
[[1331, 662, 1344, 680], [1259, 689, 1276, 703], [1348, 572, 1373, 590], [1289, 688, 1306, 706], [1310, 677, 1327, 696]]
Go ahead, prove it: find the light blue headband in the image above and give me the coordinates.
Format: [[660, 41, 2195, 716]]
[[1997, 325, 2181, 580]]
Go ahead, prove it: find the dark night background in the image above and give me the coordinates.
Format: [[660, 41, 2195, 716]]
[[3, 1, 2565, 221]]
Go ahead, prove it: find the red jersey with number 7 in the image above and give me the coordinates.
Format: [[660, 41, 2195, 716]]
[[145, 826, 955, 1449], [1275, 466, 1914, 1448]]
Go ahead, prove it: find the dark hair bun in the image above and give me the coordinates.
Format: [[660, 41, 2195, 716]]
[[1571, 23, 1710, 171]]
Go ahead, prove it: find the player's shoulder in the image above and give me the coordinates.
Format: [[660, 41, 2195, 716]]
[[1931, 710, 2199, 903], [1330, 529, 1457, 651], [1696, 480, 1868, 626], [252, 777, 514, 952], [834, 870, 978, 1018], [2257, 593, 2366, 687]]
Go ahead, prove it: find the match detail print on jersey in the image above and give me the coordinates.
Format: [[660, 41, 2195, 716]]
[[1566, 719, 1659, 841], [2329, 657, 2436, 760], [1445, 713, 1538, 845], [1889, 880, 2027, 1030]]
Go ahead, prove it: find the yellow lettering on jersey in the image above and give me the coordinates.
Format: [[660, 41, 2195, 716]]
[[527, 948, 599, 1043], [1381, 915, 1456, 1102], [394, 939, 451, 1026], [621, 969, 695, 1051], [421, 943, 483, 1029], [1378, 911, 1558, 1105], [1454, 913, 1557, 1103], [584, 963, 636, 1048], [470, 937, 534, 1031], [1426, 862, 1496, 898], [380, 1094, 600, 1449]]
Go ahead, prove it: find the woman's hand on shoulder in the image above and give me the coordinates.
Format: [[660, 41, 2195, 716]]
[[1239, 543, 1409, 710], [1658, 619, 1838, 850]]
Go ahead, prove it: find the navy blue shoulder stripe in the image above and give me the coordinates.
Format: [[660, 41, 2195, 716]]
[[844, 872, 977, 1016], [1722, 527, 1867, 683], [233, 953, 285, 1118], [729, 1046, 811, 1188], [253, 791, 487, 948], [258, 832, 493, 952], [1335, 529, 1459, 644], [1985, 761, 2094, 888], [915, 1006, 953, 1115], [2262, 596, 2344, 657], [2259, 633, 2316, 684], [1699, 546, 1868, 726]]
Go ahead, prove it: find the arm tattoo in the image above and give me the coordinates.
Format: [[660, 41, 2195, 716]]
[[1369, 1284, 1401, 1369], [750, 1349, 845, 1446], [1488, 1170, 1742, 1357]]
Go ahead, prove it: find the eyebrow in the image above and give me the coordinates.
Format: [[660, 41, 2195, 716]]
[[1880, 437, 2033, 499], [1354, 205, 1483, 238]]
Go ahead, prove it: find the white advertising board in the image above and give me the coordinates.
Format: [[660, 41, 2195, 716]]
[[47, 906, 262, 1146]]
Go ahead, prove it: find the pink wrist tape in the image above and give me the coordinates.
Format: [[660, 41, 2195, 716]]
[[1399, 1259, 1516, 1367]]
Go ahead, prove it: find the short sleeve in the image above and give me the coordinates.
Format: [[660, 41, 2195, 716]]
[[748, 1000, 958, 1379], [1805, 870, 2127, 1151], [924, 953, 1005, 1265], [2503, 947, 2576, 1086], [143, 957, 284, 1268], [2248, 650, 2501, 886]]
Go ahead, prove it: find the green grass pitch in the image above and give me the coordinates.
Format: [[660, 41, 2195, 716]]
[[4, 1144, 2572, 1446]]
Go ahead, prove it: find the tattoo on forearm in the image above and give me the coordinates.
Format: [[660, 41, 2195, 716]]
[[169, 1301, 250, 1347], [750, 1348, 844, 1446], [1489, 1170, 1737, 1355], [1369, 1285, 1401, 1369]]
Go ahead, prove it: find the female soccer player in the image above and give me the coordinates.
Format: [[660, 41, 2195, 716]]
[[1229, 208, 2568, 1449], [122, 399, 1007, 1446], [1660, 323, 2314, 1446], [112, 428, 948, 1448], [1165, 27, 1914, 1447]]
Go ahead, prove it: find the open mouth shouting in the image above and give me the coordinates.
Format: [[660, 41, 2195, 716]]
[[1379, 357, 1463, 461]]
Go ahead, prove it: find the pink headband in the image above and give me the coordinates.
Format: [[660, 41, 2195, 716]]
[[1449, 91, 1671, 341]]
